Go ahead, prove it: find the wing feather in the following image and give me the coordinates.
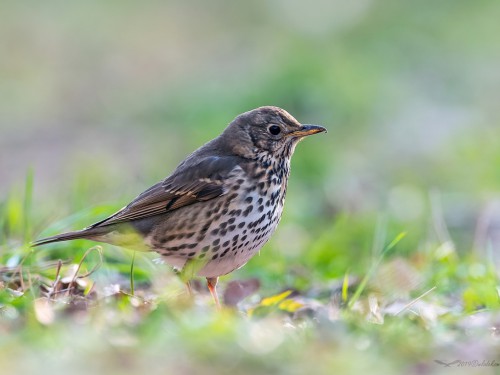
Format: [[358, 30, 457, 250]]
[[88, 156, 243, 228]]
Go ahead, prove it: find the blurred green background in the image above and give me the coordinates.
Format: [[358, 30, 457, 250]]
[[1, 1, 500, 374]]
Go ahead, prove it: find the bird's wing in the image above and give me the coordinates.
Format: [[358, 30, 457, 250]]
[[88, 156, 244, 228]]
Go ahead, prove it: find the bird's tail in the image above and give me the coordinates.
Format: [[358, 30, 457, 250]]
[[31, 225, 147, 250], [31, 229, 94, 247]]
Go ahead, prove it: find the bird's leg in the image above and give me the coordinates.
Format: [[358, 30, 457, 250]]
[[206, 277, 220, 308]]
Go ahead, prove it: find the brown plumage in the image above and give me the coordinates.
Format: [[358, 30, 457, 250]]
[[33, 106, 326, 306]]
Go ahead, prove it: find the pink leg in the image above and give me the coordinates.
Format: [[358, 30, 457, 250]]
[[206, 277, 221, 308]]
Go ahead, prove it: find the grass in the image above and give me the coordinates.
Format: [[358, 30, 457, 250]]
[[1, 168, 499, 375]]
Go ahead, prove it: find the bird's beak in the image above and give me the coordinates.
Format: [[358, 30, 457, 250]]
[[288, 124, 327, 138]]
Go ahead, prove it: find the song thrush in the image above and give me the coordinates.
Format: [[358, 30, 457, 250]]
[[33, 106, 326, 306]]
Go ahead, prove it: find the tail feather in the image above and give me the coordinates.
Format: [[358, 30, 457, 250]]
[[32, 224, 147, 249], [31, 230, 93, 247]]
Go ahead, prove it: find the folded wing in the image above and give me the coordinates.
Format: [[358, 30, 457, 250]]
[[88, 155, 244, 228]]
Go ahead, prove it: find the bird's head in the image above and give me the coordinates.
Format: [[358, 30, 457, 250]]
[[221, 106, 326, 159]]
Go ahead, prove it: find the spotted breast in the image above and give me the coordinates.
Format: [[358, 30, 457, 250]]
[[147, 151, 289, 278]]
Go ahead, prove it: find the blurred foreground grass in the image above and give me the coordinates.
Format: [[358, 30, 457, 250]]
[[1, 168, 500, 375]]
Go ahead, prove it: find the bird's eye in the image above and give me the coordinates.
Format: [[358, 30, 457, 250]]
[[268, 125, 281, 135]]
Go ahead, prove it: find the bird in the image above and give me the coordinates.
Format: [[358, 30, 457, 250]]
[[33, 106, 326, 306]]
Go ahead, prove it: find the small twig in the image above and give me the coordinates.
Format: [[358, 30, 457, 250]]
[[48, 260, 63, 299], [49, 286, 88, 298], [74, 247, 103, 279], [67, 246, 103, 296], [13, 246, 34, 292], [18, 264, 26, 291], [394, 286, 437, 316]]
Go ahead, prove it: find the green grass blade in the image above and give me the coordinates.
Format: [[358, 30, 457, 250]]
[[130, 251, 136, 296], [348, 231, 407, 308], [22, 168, 34, 244]]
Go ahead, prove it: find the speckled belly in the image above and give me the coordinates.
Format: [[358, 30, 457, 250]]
[[146, 181, 284, 278]]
